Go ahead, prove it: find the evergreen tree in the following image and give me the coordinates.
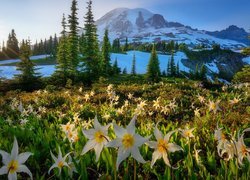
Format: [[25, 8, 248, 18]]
[[112, 39, 121, 53], [79, 33, 86, 55], [82, 0, 100, 78], [131, 53, 136, 75], [122, 67, 127, 74], [176, 61, 180, 77], [56, 14, 69, 79], [15, 40, 40, 85], [101, 29, 112, 76], [162, 70, 166, 77], [146, 44, 161, 82], [68, 0, 79, 73], [6, 29, 19, 59], [194, 64, 200, 80], [123, 37, 129, 52], [52, 34, 59, 57], [113, 58, 121, 75], [170, 52, 176, 77], [200, 64, 207, 81], [167, 60, 171, 76]]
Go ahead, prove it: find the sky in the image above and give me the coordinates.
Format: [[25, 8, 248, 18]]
[[0, 0, 249, 44]]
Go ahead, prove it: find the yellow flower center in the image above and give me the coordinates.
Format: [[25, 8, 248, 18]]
[[221, 133, 226, 141], [58, 161, 64, 168], [241, 146, 247, 155], [122, 134, 134, 148], [157, 139, 168, 153], [65, 124, 70, 131], [211, 103, 216, 110], [94, 131, 105, 143], [7, 160, 19, 174], [184, 131, 192, 138]]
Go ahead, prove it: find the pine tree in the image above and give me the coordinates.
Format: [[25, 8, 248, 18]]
[[131, 53, 136, 75], [52, 34, 59, 57], [170, 52, 176, 77], [6, 29, 19, 59], [56, 14, 69, 79], [68, 0, 79, 73], [146, 44, 161, 82], [122, 67, 127, 74], [123, 37, 129, 52], [112, 39, 121, 53], [195, 64, 199, 80], [79, 33, 86, 55], [167, 60, 171, 76], [82, 0, 100, 78], [15, 40, 40, 85], [113, 58, 121, 75], [176, 61, 180, 77], [101, 29, 112, 76], [200, 64, 207, 81]]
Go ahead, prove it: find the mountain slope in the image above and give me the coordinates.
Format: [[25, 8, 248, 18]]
[[207, 25, 250, 45], [96, 8, 248, 49]]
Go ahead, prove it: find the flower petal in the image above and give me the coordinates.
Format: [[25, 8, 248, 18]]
[[17, 152, 33, 164], [162, 153, 171, 167], [151, 150, 162, 168], [106, 139, 122, 148], [146, 141, 158, 149], [50, 151, 57, 163], [131, 147, 146, 164], [0, 166, 8, 175], [154, 126, 163, 140], [134, 134, 148, 147], [94, 143, 104, 162], [93, 116, 102, 130], [48, 164, 57, 175], [8, 172, 17, 180], [164, 130, 176, 142], [82, 129, 96, 139], [0, 150, 11, 165], [167, 143, 183, 152], [11, 137, 19, 160], [116, 147, 130, 170], [17, 165, 33, 180], [113, 123, 126, 138], [81, 140, 96, 155], [127, 116, 136, 134]]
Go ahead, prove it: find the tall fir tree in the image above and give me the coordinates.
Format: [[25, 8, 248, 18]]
[[123, 37, 129, 52], [82, 0, 100, 77], [6, 29, 19, 59], [200, 64, 207, 81], [131, 53, 136, 75], [176, 61, 180, 77], [146, 44, 161, 82], [170, 52, 176, 77], [167, 60, 171, 76], [68, 0, 79, 73], [112, 58, 121, 75], [56, 14, 69, 79], [15, 40, 40, 86], [101, 29, 112, 76]]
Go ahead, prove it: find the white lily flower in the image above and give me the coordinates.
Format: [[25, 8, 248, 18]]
[[235, 128, 250, 166], [0, 137, 33, 180], [207, 100, 221, 114], [81, 116, 111, 162], [48, 147, 70, 175], [179, 128, 195, 140], [106, 116, 149, 170], [147, 126, 182, 168]]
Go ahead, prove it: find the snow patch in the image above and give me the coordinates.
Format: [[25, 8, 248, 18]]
[[242, 56, 250, 64]]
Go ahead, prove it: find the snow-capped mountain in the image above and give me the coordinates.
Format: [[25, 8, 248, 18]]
[[96, 8, 249, 49]]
